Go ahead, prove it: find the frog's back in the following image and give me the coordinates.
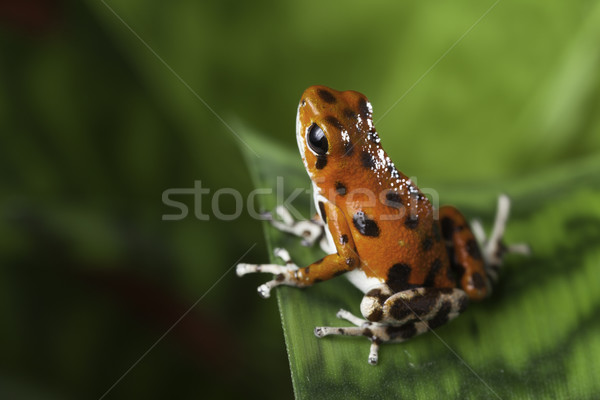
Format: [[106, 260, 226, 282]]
[[298, 86, 456, 292]]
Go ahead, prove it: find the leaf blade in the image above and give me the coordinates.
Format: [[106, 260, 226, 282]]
[[239, 129, 600, 399]]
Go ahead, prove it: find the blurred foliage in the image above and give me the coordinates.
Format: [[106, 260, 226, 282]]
[[0, 0, 599, 398]]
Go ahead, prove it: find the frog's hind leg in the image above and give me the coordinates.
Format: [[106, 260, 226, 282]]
[[314, 285, 468, 365], [440, 195, 530, 300], [439, 205, 491, 300]]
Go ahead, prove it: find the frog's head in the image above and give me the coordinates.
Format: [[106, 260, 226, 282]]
[[296, 86, 378, 190]]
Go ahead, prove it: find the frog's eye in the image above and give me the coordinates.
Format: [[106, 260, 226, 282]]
[[307, 123, 328, 155]]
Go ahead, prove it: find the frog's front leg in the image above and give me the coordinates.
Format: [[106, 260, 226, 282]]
[[263, 205, 325, 247], [237, 201, 359, 298], [236, 248, 299, 298], [314, 284, 469, 365]]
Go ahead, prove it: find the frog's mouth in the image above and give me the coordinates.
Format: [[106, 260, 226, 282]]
[[296, 103, 310, 174]]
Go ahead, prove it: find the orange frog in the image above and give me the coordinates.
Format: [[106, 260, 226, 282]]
[[237, 86, 529, 365]]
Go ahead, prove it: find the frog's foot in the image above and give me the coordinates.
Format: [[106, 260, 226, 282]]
[[314, 309, 382, 365], [263, 205, 325, 247], [471, 194, 531, 282], [236, 248, 303, 298], [315, 286, 469, 365], [314, 308, 432, 366]]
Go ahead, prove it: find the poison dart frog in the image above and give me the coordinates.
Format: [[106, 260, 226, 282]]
[[237, 86, 529, 365]]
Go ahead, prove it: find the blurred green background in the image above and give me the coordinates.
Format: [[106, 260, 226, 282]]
[[1, 0, 599, 398]]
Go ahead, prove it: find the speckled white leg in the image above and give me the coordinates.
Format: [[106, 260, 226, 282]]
[[236, 262, 296, 277], [314, 309, 369, 338], [236, 247, 301, 298], [314, 308, 432, 365], [368, 342, 380, 365], [472, 195, 531, 282], [471, 218, 487, 245], [237, 201, 333, 298], [265, 205, 324, 247], [486, 194, 511, 265], [315, 286, 468, 365], [336, 308, 368, 326]]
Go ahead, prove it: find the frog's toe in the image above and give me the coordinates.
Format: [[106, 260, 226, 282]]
[[256, 274, 293, 298], [273, 247, 293, 264], [314, 322, 382, 366], [314, 326, 327, 338], [259, 210, 273, 220], [368, 341, 380, 365], [235, 263, 253, 277], [257, 283, 273, 298], [470, 218, 486, 244], [507, 243, 531, 256], [336, 309, 367, 326], [273, 205, 295, 225]]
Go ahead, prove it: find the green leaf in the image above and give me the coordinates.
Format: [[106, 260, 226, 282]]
[[239, 130, 600, 399]]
